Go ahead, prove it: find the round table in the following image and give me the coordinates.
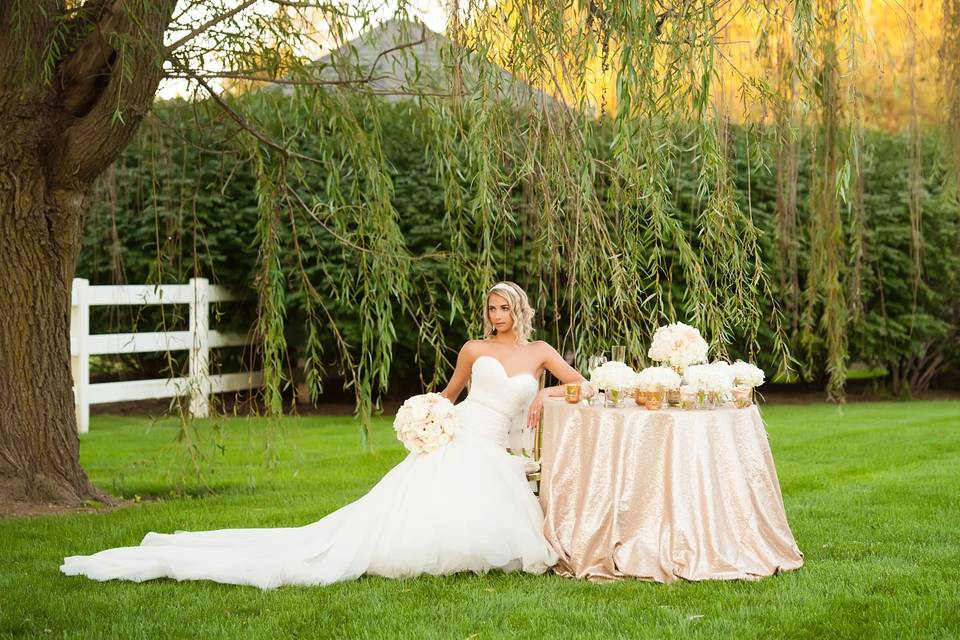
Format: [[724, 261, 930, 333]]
[[539, 398, 803, 582]]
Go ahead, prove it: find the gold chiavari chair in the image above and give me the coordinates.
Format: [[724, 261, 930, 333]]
[[525, 371, 545, 494]]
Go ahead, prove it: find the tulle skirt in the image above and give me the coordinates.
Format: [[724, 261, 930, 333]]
[[61, 413, 557, 589]]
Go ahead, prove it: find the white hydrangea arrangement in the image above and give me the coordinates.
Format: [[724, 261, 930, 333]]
[[635, 366, 683, 391], [707, 361, 735, 390], [647, 322, 709, 370], [730, 360, 765, 388], [683, 363, 734, 394], [393, 393, 459, 454], [589, 361, 639, 390]]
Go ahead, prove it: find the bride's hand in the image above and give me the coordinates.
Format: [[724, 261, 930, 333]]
[[527, 391, 546, 430]]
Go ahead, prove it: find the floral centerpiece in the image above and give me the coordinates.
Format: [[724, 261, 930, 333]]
[[634, 366, 682, 410], [683, 363, 734, 408], [730, 360, 765, 388], [393, 393, 459, 454], [647, 322, 709, 371], [589, 361, 638, 407], [729, 360, 765, 407], [635, 366, 683, 391], [707, 361, 735, 389]]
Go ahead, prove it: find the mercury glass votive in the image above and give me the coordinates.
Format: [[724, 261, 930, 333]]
[[643, 389, 664, 410], [633, 388, 650, 408], [732, 385, 753, 408], [565, 382, 582, 404], [667, 388, 681, 407]]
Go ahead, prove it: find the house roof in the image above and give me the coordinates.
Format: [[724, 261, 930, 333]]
[[307, 18, 568, 110]]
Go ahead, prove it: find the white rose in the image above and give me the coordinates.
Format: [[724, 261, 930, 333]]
[[411, 404, 430, 422]]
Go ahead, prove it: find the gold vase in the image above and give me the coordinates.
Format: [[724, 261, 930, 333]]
[[668, 365, 684, 406]]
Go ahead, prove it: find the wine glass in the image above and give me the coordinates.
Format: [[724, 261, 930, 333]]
[[586, 354, 607, 406]]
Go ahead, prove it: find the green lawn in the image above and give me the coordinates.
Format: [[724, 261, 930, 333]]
[[2, 402, 959, 639]]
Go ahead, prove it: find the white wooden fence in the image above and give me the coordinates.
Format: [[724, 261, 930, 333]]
[[70, 278, 263, 433]]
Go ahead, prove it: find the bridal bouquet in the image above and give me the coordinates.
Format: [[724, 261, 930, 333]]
[[393, 393, 459, 454], [647, 322, 709, 370], [635, 366, 683, 391], [589, 361, 639, 390]]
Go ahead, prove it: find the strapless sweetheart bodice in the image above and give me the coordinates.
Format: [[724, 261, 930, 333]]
[[455, 356, 539, 448]]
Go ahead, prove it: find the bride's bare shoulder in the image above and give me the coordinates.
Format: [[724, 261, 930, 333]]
[[528, 341, 565, 367], [459, 340, 486, 358], [528, 340, 558, 355]]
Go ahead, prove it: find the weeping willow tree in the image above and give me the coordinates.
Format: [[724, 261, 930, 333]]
[[1, 0, 954, 505]]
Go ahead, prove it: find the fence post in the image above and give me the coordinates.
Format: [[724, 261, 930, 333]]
[[189, 277, 210, 418], [70, 278, 90, 433]]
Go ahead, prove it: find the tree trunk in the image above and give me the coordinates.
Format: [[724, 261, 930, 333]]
[[0, 0, 177, 506], [0, 155, 102, 504]]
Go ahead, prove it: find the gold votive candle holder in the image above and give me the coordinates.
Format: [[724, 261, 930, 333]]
[[634, 388, 663, 410], [732, 385, 753, 408], [667, 388, 681, 407], [565, 382, 582, 404], [644, 390, 664, 410]]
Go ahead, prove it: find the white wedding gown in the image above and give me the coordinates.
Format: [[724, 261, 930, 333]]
[[61, 355, 558, 589]]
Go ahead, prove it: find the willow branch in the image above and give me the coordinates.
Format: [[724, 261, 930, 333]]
[[163, 0, 258, 54], [167, 55, 327, 166], [164, 70, 391, 86]]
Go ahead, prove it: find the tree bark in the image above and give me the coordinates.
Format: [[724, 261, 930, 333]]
[[0, 163, 102, 504], [0, 0, 176, 505]]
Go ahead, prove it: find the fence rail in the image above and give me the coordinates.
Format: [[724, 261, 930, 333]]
[[70, 278, 263, 433]]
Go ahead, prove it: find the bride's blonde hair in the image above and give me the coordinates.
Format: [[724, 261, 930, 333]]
[[482, 281, 535, 343]]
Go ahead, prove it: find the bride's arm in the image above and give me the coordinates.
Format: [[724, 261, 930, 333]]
[[440, 341, 479, 403], [527, 342, 587, 428]]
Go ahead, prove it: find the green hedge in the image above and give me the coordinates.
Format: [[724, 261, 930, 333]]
[[78, 99, 960, 397]]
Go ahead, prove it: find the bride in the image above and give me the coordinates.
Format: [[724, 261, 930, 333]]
[[61, 281, 586, 588]]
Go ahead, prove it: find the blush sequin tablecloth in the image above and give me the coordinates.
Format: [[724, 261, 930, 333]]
[[539, 400, 803, 582]]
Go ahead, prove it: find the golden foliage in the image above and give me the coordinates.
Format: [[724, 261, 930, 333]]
[[468, 0, 944, 132]]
